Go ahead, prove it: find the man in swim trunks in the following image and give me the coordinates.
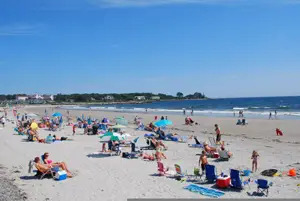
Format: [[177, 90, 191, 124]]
[[199, 151, 208, 173]]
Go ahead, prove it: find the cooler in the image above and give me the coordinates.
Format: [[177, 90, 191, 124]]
[[54, 170, 67, 181], [216, 176, 231, 188]]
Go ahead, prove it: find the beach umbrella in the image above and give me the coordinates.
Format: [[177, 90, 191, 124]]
[[30, 122, 38, 130], [52, 112, 62, 117], [154, 120, 173, 127], [99, 132, 125, 141]]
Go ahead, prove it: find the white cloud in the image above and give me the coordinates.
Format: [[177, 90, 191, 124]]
[[88, 0, 242, 7], [0, 24, 44, 36]]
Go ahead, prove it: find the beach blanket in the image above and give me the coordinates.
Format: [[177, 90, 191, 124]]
[[184, 184, 225, 198]]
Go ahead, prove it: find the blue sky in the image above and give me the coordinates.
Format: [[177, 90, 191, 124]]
[[0, 0, 300, 98]]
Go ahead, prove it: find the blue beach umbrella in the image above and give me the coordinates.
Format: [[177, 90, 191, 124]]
[[154, 120, 173, 127], [52, 112, 62, 117]]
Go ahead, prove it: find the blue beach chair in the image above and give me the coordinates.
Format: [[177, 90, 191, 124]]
[[230, 169, 243, 189], [257, 179, 270, 196], [205, 164, 217, 183]]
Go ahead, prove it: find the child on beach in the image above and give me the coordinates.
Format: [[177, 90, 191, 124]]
[[72, 124, 76, 135], [251, 150, 259, 172], [276, 128, 283, 136]]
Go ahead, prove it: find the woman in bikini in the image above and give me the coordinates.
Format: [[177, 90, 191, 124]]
[[42, 153, 72, 177], [251, 150, 259, 172]]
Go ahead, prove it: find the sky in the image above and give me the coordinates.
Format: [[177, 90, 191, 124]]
[[0, 0, 300, 98]]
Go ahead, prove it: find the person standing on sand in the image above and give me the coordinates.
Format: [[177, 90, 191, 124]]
[[72, 124, 76, 135], [275, 110, 277, 119], [251, 150, 259, 172], [215, 124, 221, 143], [183, 109, 186, 115], [269, 112, 272, 120], [199, 151, 208, 174], [191, 108, 194, 116]]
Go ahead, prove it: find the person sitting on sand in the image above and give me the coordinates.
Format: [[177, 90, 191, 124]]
[[251, 150, 259, 172], [276, 128, 283, 136], [34, 156, 72, 177], [199, 150, 208, 173], [42, 153, 72, 176], [203, 142, 217, 153], [144, 122, 155, 131], [140, 152, 155, 161], [219, 145, 233, 158]]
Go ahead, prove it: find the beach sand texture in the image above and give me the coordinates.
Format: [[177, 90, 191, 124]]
[[0, 105, 300, 201]]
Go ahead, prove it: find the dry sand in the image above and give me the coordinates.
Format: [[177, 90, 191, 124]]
[[0, 105, 300, 201]]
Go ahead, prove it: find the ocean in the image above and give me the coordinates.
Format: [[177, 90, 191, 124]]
[[61, 96, 300, 119]]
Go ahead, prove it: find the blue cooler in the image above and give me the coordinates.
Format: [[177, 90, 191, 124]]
[[55, 170, 67, 181]]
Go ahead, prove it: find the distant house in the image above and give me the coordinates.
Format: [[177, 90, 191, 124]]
[[28, 94, 44, 100], [151, 96, 160, 100], [135, 96, 146, 101], [104, 95, 114, 101], [43, 95, 54, 101], [16, 96, 28, 101]]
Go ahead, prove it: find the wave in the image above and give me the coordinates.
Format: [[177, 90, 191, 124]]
[[61, 105, 300, 119]]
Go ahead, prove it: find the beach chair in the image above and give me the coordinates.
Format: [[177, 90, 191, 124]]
[[230, 169, 243, 189], [205, 164, 217, 183], [174, 164, 186, 180], [28, 160, 57, 180], [187, 167, 204, 182], [257, 179, 270, 196]]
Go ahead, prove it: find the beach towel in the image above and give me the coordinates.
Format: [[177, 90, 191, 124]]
[[184, 184, 225, 198]]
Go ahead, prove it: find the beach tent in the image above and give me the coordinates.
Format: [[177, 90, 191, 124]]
[[154, 120, 173, 127], [52, 112, 62, 117]]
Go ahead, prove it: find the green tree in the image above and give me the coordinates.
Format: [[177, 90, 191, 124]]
[[176, 92, 184, 99]]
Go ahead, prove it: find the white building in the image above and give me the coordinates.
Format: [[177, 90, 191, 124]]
[[43, 95, 54, 101], [16, 96, 28, 101], [104, 95, 114, 101], [28, 94, 44, 100], [151, 96, 160, 100], [135, 96, 146, 101]]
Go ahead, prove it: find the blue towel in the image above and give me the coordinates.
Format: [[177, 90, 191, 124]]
[[184, 184, 225, 198]]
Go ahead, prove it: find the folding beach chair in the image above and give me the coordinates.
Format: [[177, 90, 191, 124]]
[[28, 160, 57, 180], [257, 179, 270, 196], [230, 169, 243, 189], [187, 167, 204, 182], [174, 164, 186, 180], [205, 164, 217, 183]]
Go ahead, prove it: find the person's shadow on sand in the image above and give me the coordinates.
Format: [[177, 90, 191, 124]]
[[247, 191, 265, 197], [20, 176, 39, 180], [86, 153, 112, 158]]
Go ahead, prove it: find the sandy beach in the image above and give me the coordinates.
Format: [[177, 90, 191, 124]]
[[0, 105, 300, 201]]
